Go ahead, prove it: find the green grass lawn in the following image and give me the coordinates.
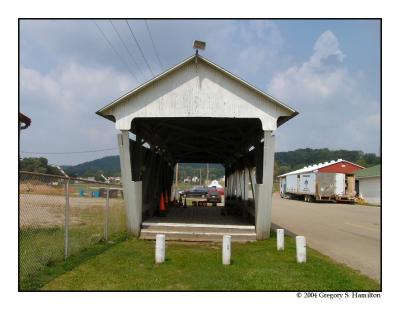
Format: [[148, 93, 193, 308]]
[[39, 234, 379, 291], [19, 197, 126, 290]]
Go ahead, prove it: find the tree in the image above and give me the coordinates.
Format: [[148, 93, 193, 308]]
[[19, 157, 63, 175]]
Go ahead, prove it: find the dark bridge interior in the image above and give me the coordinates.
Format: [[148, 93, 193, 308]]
[[131, 117, 263, 164], [127, 117, 269, 220]]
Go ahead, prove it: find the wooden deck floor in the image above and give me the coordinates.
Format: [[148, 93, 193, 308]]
[[144, 205, 254, 226]]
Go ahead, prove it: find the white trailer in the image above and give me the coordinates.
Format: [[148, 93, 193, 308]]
[[280, 172, 348, 202]]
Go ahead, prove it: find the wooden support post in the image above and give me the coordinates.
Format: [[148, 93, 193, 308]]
[[206, 163, 209, 185], [255, 130, 275, 240], [118, 130, 142, 236], [248, 167, 255, 200], [239, 170, 243, 198], [255, 141, 264, 184], [235, 170, 239, 198], [244, 168, 250, 200], [243, 166, 250, 217], [142, 151, 155, 205], [174, 163, 179, 201]]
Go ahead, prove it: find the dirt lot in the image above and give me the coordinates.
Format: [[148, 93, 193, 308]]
[[19, 194, 109, 228]]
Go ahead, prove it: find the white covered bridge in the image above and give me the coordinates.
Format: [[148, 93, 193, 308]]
[[97, 53, 297, 240]]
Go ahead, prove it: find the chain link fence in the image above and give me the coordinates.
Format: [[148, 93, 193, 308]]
[[19, 171, 125, 286]]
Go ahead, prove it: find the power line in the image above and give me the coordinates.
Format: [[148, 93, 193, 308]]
[[109, 20, 147, 81], [21, 147, 118, 155], [144, 20, 164, 71], [125, 20, 155, 77], [93, 20, 139, 83]]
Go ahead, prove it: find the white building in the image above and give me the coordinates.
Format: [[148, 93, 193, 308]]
[[208, 179, 223, 188], [355, 164, 381, 205]]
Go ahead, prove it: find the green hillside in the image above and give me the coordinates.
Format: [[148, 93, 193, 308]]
[[62, 158, 225, 180], [274, 148, 380, 177], [55, 148, 380, 179], [176, 163, 224, 181], [62, 156, 121, 178]]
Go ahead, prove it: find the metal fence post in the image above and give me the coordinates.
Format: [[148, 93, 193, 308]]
[[64, 178, 70, 259], [104, 185, 110, 241]]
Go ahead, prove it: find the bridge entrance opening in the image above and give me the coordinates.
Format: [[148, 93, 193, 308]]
[[97, 54, 297, 239]]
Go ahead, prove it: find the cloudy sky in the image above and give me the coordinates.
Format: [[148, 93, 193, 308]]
[[19, 19, 380, 165]]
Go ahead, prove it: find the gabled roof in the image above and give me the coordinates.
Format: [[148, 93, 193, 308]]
[[19, 112, 31, 129], [354, 164, 381, 179], [96, 54, 298, 121], [278, 159, 365, 177]]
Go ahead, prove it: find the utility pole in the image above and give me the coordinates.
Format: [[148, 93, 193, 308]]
[[199, 168, 202, 185], [174, 163, 179, 201], [206, 163, 209, 185], [175, 163, 179, 185]]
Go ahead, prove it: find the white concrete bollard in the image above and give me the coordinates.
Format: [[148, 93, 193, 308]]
[[277, 229, 285, 251], [155, 234, 166, 264], [296, 236, 307, 263], [222, 235, 231, 265]]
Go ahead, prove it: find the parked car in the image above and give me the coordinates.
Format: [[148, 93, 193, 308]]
[[182, 186, 208, 198], [207, 188, 221, 205], [209, 186, 224, 195]]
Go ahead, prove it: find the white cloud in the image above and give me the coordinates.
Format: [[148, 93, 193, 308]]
[[268, 30, 350, 102], [20, 63, 137, 164], [21, 64, 135, 111], [345, 111, 380, 150], [237, 20, 283, 46], [235, 21, 284, 75], [309, 30, 345, 67], [203, 20, 286, 79], [269, 30, 380, 154], [19, 22, 380, 162]]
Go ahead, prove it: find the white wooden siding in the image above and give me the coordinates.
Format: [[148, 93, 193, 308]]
[[106, 61, 291, 131]]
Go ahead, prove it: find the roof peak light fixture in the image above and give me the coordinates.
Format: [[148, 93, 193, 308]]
[[193, 40, 206, 56], [193, 40, 206, 67]]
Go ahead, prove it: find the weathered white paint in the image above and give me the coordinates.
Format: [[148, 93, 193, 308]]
[[236, 170, 242, 198], [244, 167, 250, 200], [277, 229, 285, 251], [155, 234, 166, 263], [296, 236, 307, 263], [226, 174, 231, 197], [102, 59, 292, 131], [251, 169, 256, 199], [117, 131, 142, 236], [255, 131, 275, 240], [222, 235, 231, 265], [100, 55, 296, 239], [359, 177, 380, 205]]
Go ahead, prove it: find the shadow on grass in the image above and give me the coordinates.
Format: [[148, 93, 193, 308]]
[[19, 235, 127, 291], [41, 233, 380, 291]]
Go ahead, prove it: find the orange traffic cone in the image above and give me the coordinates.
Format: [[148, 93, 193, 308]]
[[159, 193, 166, 212], [165, 192, 169, 210]]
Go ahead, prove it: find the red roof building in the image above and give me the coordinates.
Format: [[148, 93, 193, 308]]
[[278, 159, 365, 178], [318, 160, 364, 174]]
